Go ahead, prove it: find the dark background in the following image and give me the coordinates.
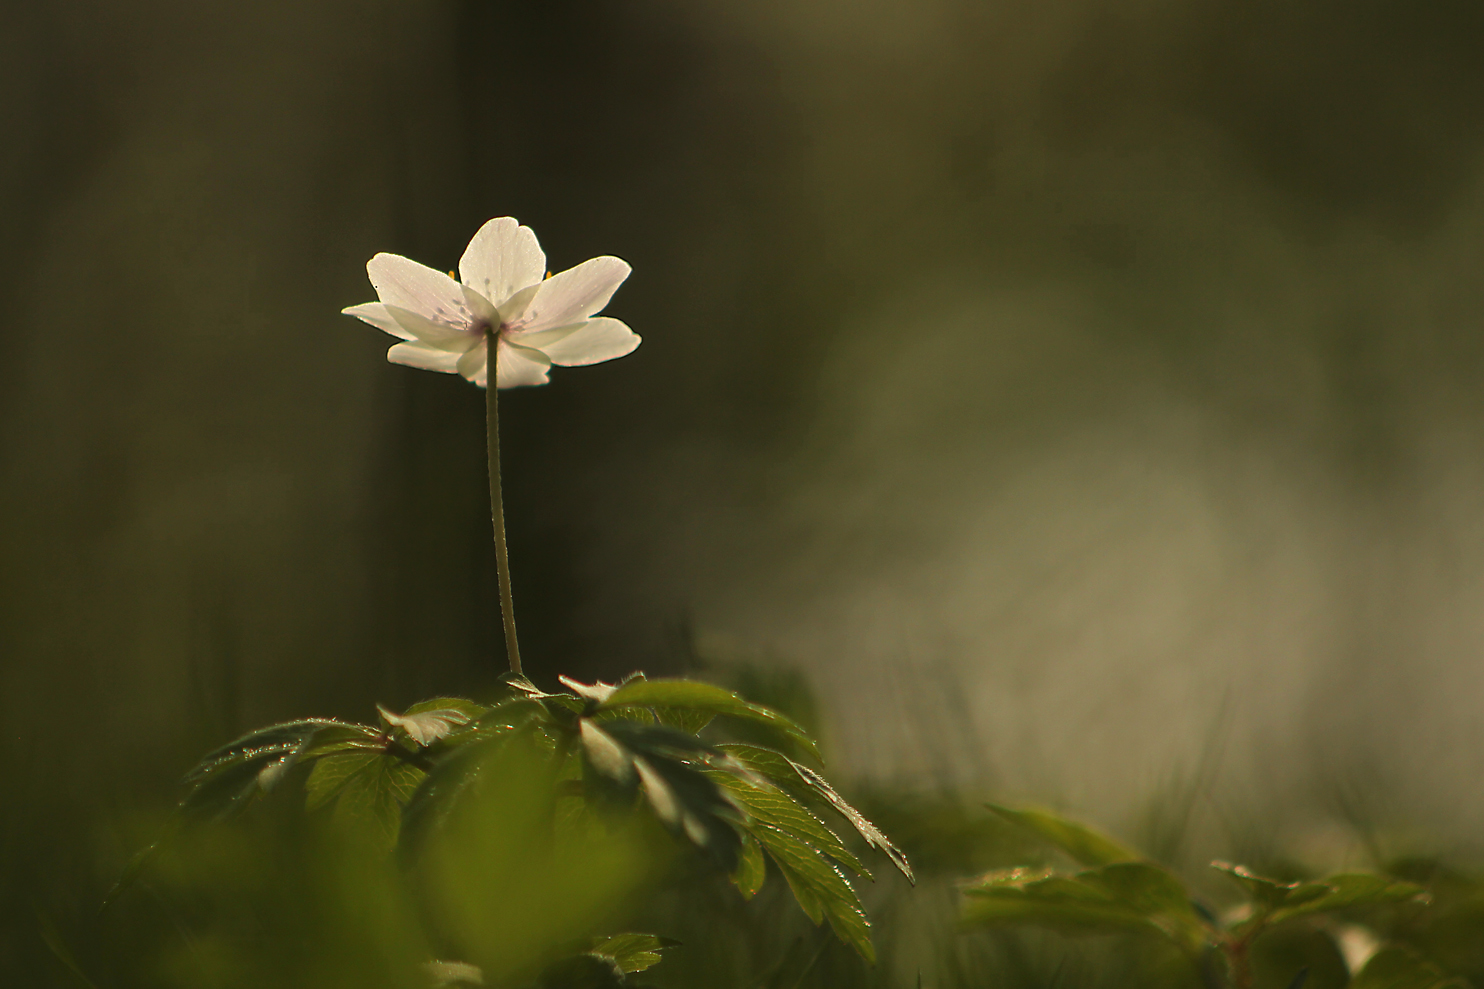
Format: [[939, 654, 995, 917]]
[[6, 0, 1484, 967]]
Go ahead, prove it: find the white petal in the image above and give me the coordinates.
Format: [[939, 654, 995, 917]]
[[492, 339, 552, 389], [343, 302, 416, 340], [367, 254, 472, 325], [461, 284, 499, 324], [520, 317, 640, 367], [515, 256, 631, 333], [458, 218, 546, 309], [387, 342, 461, 374], [496, 283, 540, 326], [384, 306, 480, 352], [456, 340, 488, 383]]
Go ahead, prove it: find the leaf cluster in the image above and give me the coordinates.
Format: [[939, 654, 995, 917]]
[[961, 804, 1445, 988], [111, 673, 913, 971]]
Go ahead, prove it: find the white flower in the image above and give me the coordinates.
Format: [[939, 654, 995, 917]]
[[343, 217, 639, 388]]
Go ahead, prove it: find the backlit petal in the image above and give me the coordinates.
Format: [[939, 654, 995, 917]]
[[343, 302, 415, 340], [384, 306, 480, 352], [493, 339, 552, 389], [516, 256, 630, 333], [458, 218, 546, 309], [521, 317, 640, 367], [496, 283, 540, 326], [456, 340, 488, 383], [367, 254, 471, 325], [387, 342, 461, 373]]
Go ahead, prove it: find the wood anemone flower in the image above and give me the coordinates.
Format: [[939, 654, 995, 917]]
[[343, 217, 639, 388]]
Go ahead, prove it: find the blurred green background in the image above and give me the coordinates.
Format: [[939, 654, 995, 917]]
[[6, 0, 1484, 983]]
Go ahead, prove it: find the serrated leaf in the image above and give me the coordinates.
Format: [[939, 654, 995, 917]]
[[600, 679, 821, 761], [711, 774, 868, 877], [788, 760, 912, 884], [753, 823, 875, 963], [720, 743, 912, 883], [577, 718, 744, 870], [1267, 874, 1428, 926], [1351, 945, 1465, 989], [985, 803, 1140, 867], [378, 698, 485, 746], [589, 933, 679, 974], [182, 719, 379, 821], [732, 832, 767, 898], [717, 743, 804, 788], [106, 719, 376, 907]]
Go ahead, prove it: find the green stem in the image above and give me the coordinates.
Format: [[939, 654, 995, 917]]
[[486, 329, 522, 677]]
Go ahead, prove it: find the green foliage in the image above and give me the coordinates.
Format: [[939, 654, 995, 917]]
[[752, 822, 875, 964], [587, 933, 679, 974], [108, 673, 910, 980], [986, 802, 1141, 867], [962, 805, 1449, 989], [719, 743, 914, 882], [962, 863, 1206, 954], [599, 678, 822, 762]]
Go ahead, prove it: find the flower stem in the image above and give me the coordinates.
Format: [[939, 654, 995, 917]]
[[485, 330, 523, 677], [1223, 936, 1253, 989]]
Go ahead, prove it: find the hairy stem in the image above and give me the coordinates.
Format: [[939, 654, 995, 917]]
[[486, 330, 523, 676]]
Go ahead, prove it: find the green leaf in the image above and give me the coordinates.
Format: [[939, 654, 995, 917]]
[[719, 743, 913, 883], [559, 674, 623, 705], [318, 750, 425, 846], [378, 698, 485, 746], [399, 735, 506, 858], [788, 760, 913, 884], [753, 822, 875, 964], [653, 706, 715, 734], [182, 720, 336, 819], [710, 773, 869, 877], [1351, 945, 1466, 989], [106, 720, 376, 907], [961, 863, 1207, 953], [588, 933, 680, 974], [577, 718, 745, 871], [305, 751, 378, 812], [475, 696, 551, 731], [717, 743, 804, 788], [1212, 861, 1330, 913], [600, 679, 821, 761], [732, 832, 767, 898], [985, 803, 1141, 867], [1267, 874, 1428, 926]]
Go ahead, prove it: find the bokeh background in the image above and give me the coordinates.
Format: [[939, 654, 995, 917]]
[[6, 0, 1484, 979]]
